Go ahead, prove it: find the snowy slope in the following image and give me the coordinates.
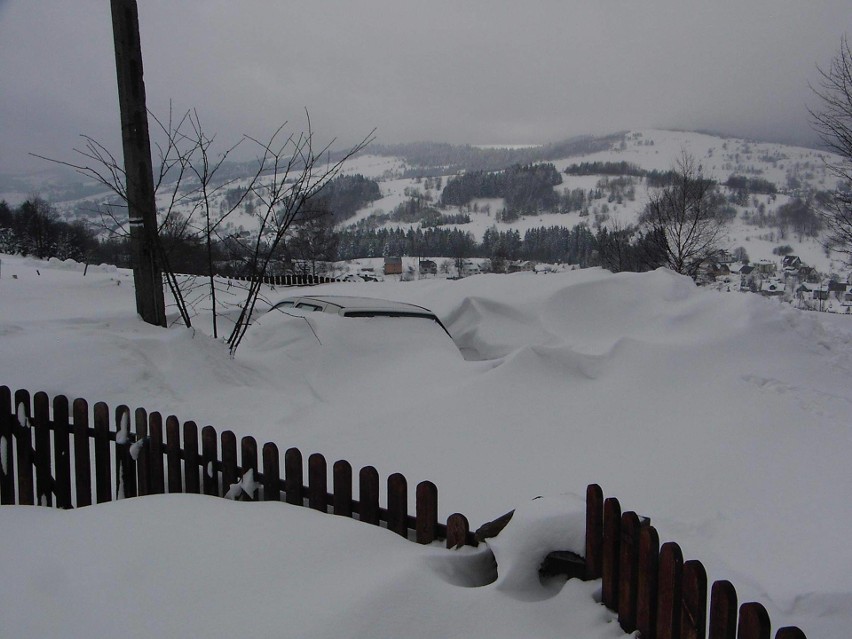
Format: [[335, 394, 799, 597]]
[[1, 254, 851, 638]]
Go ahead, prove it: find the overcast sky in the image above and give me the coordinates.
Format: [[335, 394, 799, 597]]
[[1, 0, 849, 174]]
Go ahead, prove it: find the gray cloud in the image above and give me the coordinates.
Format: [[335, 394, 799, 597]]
[[1, 0, 848, 174]]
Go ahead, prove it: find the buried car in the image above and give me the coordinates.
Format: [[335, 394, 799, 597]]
[[244, 294, 464, 398], [268, 295, 452, 336]]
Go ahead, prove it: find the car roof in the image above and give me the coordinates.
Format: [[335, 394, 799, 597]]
[[285, 295, 435, 314]]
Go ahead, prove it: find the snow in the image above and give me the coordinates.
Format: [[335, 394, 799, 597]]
[[2, 252, 852, 638]]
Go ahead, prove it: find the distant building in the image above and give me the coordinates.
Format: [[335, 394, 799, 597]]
[[384, 256, 403, 275], [419, 260, 437, 276]]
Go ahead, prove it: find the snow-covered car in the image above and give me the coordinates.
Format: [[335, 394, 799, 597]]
[[268, 295, 452, 336]]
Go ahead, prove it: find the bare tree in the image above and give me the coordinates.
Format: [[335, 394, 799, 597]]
[[37, 108, 372, 352], [640, 152, 724, 279], [224, 119, 372, 354], [810, 35, 852, 264]]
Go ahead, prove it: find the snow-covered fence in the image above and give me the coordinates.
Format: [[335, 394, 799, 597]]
[[227, 273, 345, 287], [586, 484, 808, 639], [0, 387, 474, 548], [0, 386, 810, 637]]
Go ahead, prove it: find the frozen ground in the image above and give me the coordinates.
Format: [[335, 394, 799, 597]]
[[1, 253, 851, 638]]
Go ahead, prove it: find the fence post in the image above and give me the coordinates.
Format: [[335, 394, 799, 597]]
[[308, 453, 327, 511], [53, 395, 71, 508], [774, 628, 806, 639], [637, 524, 660, 639], [738, 602, 771, 639], [602, 496, 622, 610], [14, 389, 34, 506], [333, 460, 353, 517], [183, 421, 200, 494], [585, 484, 604, 579], [446, 513, 470, 549], [148, 412, 165, 495], [657, 541, 684, 639], [221, 431, 238, 495], [33, 391, 53, 507], [416, 480, 438, 544], [201, 425, 218, 496], [359, 466, 380, 525], [114, 405, 136, 499], [165, 416, 182, 494], [682, 560, 708, 639], [262, 442, 280, 502], [387, 472, 408, 537], [709, 580, 738, 639], [135, 407, 149, 496], [73, 398, 91, 507], [0, 386, 15, 505], [618, 511, 641, 633], [93, 401, 111, 504], [241, 436, 258, 500], [284, 447, 303, 506]]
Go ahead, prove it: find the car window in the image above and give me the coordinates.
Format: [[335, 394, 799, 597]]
[[296, 302, 323, 312]]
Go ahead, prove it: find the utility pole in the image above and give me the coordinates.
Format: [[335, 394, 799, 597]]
[[110, 0, 166, 326]]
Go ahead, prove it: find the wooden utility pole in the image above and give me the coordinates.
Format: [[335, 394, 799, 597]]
[[110, 0, 166, 326]]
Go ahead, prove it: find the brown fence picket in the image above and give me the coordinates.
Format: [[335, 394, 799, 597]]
[[359, 465, 380, 525], [387, 472, 408, 537], [262, 442, 280, 501], [738, 602, 771, 639], [308, 453, 327, 511], [333, 459, 353, 517], [602, 496, 622, 609], [114, 406, 137, 499], [657, 541, 684, 639], [73, 398, 91, 507], [709, 580, 738, 639], [33, 391, 52, 507], [585, 483, 604, 579], [165, 416, 182, 494], [284, 447, 303, 506], [221, 430, 238, 495], [416, 480, 438, 544], [241, 436, 258, 500], [134, 408, 149, 496], [148, 412, 165, 495], [682, 560, 708, 639], [201, 425, 218, 496], [446, 513, 470, 549], [53, 395, 71, 508], [93, 402, 111, 504], [183, 421, 200, 495], [14, 389, 34, 506], [637, 524, 660, 639], [774, 628, 806, 639], [0, 387, 15, 505], [618, 511, 641, 633]]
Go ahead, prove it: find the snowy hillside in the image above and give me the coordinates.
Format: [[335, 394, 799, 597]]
[[9, 129, 846, 281], [1, 254, 852, 638]]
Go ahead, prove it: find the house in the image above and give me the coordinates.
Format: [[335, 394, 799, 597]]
[[754, 260, 776, 276], [461, 260, 481, 277], [782, 255, 802, 270], [507, 260, 536, 273], [419, 260, 437, 276], [759, 280, 785, 297], [796, 283, 814, 299], [828, 280, 848, 300], [384, 256, 403, 275], [813, 285, 830, 301]]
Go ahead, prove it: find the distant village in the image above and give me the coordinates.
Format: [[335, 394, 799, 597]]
[[706, 251, 852, 312]]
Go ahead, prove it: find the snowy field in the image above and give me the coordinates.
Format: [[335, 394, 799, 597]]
[[2, 253, 852, 638]]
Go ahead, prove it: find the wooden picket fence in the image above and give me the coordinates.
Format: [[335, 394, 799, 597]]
[[0, 387, 474, 548], [0, 386, 809, 638], [228, 273, 344, 287], [585, 484, 807, 639]]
